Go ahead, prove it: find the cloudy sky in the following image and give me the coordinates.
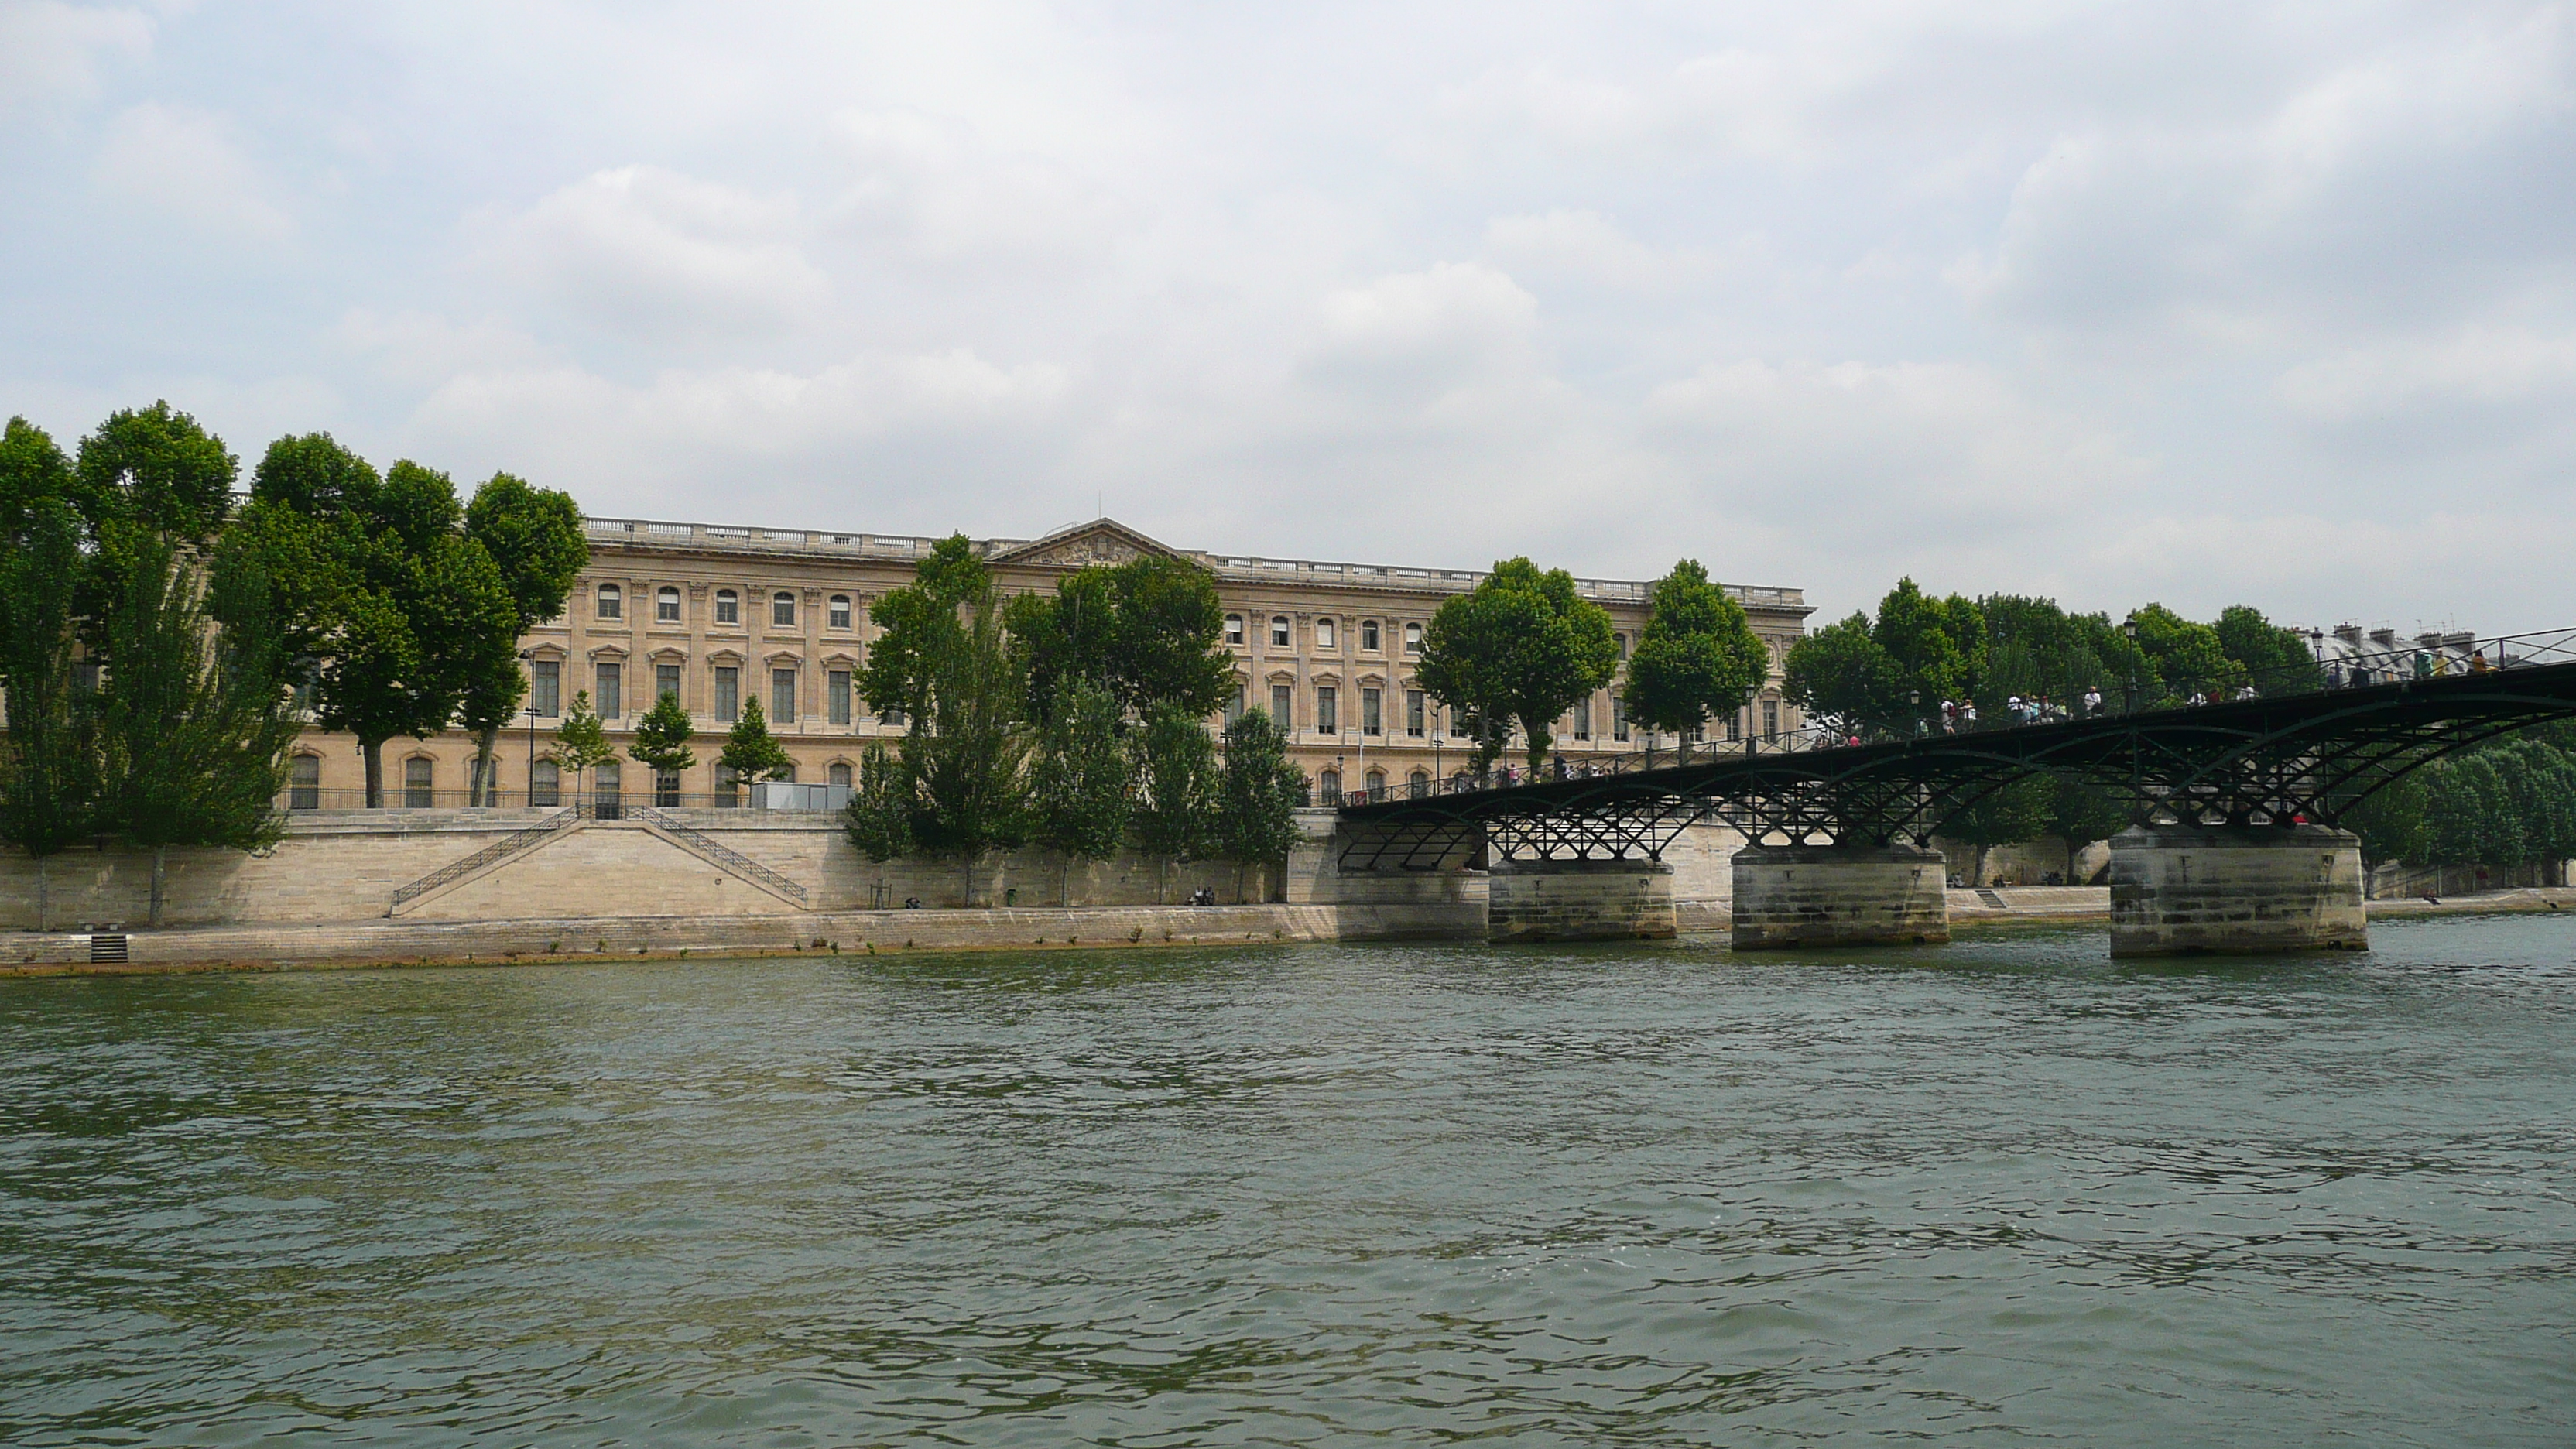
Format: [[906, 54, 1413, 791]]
[[5, 2, 2572, 633]]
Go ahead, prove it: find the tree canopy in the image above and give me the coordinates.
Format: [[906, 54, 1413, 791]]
[[1621, 559, 1769, 741], [1417, 557, 1619, 771], [1006, 553, 1235, 721]]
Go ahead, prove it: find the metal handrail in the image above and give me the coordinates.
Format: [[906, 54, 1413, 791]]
[[634, 807, 809, 903], [1336, 624, 2576, 808], [389, 807, 584, 907]]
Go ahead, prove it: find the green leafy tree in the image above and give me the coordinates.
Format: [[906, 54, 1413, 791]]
[[1008, 553, 1235, 721], [1028, 677, 1131, 901], [625, 688, 697, 800], [1622, 559, 1771, 745], [2040, 775, 2133, 882], [2126, 604, 2243, 705], [1937, 774, 2054, 887], [842, 743, 914, 863], [0, 488, 98, 930], [2213, 605, 2324, 695], [900, 594, 1029, 903], [2338, 772, 2427, 868], [718, 697, 796, 791], [859, 533, 988, 724], [461, 473, 587, 804], [1130, 701, 1218, 901], [1417, 557, 1618, 772], [71, 402, 238, 617], [1873, 578, 1982, 724], [550, 689, 617, 805], [1782, 613, 1905, 731], [1218, 707, 1306, 902], [94, 533, 300, 926]]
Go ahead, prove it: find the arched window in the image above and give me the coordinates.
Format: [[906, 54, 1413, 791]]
[[1317, 618, 1337, 650], [1404, 621, 1423, 654], [595, 583, 622, 620], [288, 755, 321, 810], [1362, 619, 1380, 652], [828, 594, 852, 629], [1317, 768, 1341, 803], [1615, 632, 1629, 660], [772, 591, 796, 627], [1270, 616, 1290, 647], [714, 589, 740, 625], [1408, 768, 1430, 799], [1225, 614, 1244, 646], [402, 756, 434, 809], [1364, 768, 1385, 798], [828, 761, 853, 787], [656, 586, 680, 622], [594, 760, 621, 819], [530, 759, 560, 807]]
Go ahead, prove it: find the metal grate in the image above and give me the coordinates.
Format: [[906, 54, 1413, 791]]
[[635, 807, 809, 903], [88, 933, 127, 964], [390, 807, 583, 909]]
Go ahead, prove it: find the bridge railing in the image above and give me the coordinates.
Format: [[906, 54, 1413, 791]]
[[1330, 625, 2576, 807]]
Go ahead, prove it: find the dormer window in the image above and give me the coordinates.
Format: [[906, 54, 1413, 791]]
[[595, 583, 622, 620]]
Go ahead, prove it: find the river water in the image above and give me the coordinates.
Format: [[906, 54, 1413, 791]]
[[4, 918, 2572, 1446]]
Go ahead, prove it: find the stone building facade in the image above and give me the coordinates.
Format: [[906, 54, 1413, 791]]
[[283, 516, 1812, 810]]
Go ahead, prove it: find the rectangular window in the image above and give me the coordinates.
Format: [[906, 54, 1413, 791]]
[[402, 757, 433, 810], [531, 659, 560, 717], [530, 760, 560, 807], [1612, 697, 1629, 742], [1763, 697, 1780, 738], [714, 666, 739, 722], [829, 596, 851, 629], [1362, 619, 1380, 651], [772, 594, 796, 628], [1361, 686, 1381, 736], [656, 589, 680, 622], [1406, 690, 1425, 736], [595, 662, 621, 720], [772, 666, 797, 721], [1728, 708, 1742, 742], [715, 591, 740, 625], [1317, 618, 1337, 650], [1225, 615, 1244, 646], [655, 770, 680, 808], [1316, 685, 1338, 735], [595, 587, 621, 621], [714, 764, 739, 808], [827, 669, 852, 725], [289, 755, 320, 810], [881, 705, 906, 728], [1225, 686, 1245, 726], [1574, 697, 1591, 741], [1270, 683, 1293, 726], [656, 663, 681, 705], [1271, 618, 1290, 647]]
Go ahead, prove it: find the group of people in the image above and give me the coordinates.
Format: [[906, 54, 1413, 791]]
[[1932, 690, 2103, 734], [2329, 649, 2490, 690]]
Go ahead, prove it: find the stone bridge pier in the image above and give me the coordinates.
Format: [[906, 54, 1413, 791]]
[[1488, 858, 1677, 942], [2108, 824, 2366, 955], [1730, 843, 1950, 949]]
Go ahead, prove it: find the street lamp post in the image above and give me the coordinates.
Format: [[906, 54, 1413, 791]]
[[2119, 619, 2141, 715], [1430, 733, 1444, 793], [519, 649, 542, 811]]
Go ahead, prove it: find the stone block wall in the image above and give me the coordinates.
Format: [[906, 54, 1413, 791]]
[[1488, 859, 1677, 941], [2108, 824, 2367, 955]]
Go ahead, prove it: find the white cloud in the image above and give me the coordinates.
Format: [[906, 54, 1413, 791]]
[[0, 2, 151, 122], [485, 166, 827, 340], [824, 108, 1122, 265], [1307, 262, 1540, 398], [1481, 210, 1711, 293], [91, 102, 289, 239]]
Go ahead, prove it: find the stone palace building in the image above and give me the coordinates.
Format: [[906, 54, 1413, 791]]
[[284, 516, 1813, 810]]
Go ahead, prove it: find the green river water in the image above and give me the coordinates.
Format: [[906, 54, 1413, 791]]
[[3, 918, 2573, 1445]]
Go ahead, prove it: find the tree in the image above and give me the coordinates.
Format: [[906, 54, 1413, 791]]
[[900, 594, 1028, 901], [1782, 613, 1904, 732], [1417, 557, 1618, 772], [1008, 553, 1235, 721], [229, 440, 521, 807], [71, 402, 238, 620], [0, 487, 98, 931], [1873, 578, 1982, 724], [94, 533, 300, 926], [1130, 701, 1218, 902], [718, 697, 796, 793], [2213, 605, 2324, 696], [2126, 604, 2243, 704], [2040, 775, 2132, 882], [1218, 707, 1306, 901], [1937, 774, 2054, 888], [461, 473, 587, 804], [550, 689, 617, 807], [1622, 559, 1771, 745], [625, 688, 697, 801], [858, 533, 988, 724], [842, 743, 913, 863], [1027, 677, 1131, 902]]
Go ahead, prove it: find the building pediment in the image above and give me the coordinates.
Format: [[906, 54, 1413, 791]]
[[987, 518, 1190, 570]]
